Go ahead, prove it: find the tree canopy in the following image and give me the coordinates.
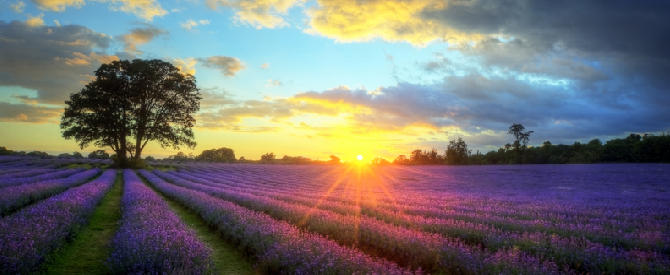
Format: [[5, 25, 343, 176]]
[[60, 59, 201, 167], [197, 147, 236, 162]]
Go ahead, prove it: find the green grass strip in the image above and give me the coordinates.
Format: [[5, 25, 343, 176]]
[[42, 170, 123, 274], [141, 172, 255, 275]]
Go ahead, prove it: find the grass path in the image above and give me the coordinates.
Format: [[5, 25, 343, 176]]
[[145, 173, 256, 275], [42, 171, 123, 274]]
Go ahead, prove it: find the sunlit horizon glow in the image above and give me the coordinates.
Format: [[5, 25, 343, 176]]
[[1, 1, 669, 159]]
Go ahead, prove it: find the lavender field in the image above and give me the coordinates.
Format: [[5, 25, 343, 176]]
[[1, 156, 669, 274]]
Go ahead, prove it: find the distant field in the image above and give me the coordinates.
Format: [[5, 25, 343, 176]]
[[1, 156, 669, 274]]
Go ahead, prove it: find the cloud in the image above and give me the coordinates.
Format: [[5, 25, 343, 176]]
[[200, 89, 236, 109], [0, 21, 116, 104], [199, 70, 669, 148], [180, 19, 210, 30], [173, 57, 197, 75], [31, 0, 84, 11], [30, 0, 166, 21], [206, 0, 301, 29], [306, 0, 483, 46], [25, 14, 44, 27], [120, 25, 166, 53], [197, 98, 293, 128], [108, 0, 167, 21], [198, 56, 245, 76], [0, 102, 60, 123], [266, 79, 282, 87], [11, 1, 25, 13]]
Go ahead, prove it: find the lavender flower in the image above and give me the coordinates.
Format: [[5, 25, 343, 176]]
[[107, 169, 214, 274], [0, 169, 116, 273]]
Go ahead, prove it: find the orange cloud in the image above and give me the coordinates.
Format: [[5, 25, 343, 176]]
[[25, 14, 44, 27], [206, 0, 302, 29], [198, 56, 245, 77], [121, 25, 166, 53], [32, 0, 84, 11], [31, 0, 165, 21], [306, 0, 485, 46], [61, 52, 119, 66], [173, 57, 197, 75]]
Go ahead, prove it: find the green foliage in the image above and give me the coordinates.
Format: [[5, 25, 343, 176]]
[[393, 129, 670, 165], [88, 150, 109, 159], [168, 152, 193, 161], [393, 155, 409, 164], [58, 152, 84, 159], [446, 137, 470, 165], [371, 157, 390, 165], [508, 123, 534, 151], [197, 147, 236, 163], [468, 134, 670, 164], [26, 151, 50, 158], [260, 152, 275, 163], [407, 149, 442, 164], [61, 59, 201, 168], [280, 155, 312, 164]]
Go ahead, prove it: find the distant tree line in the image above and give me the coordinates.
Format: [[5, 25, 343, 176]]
[[166, 148, 341, 165], [391, 124, 670, 165], [3, 123, 669, 165]]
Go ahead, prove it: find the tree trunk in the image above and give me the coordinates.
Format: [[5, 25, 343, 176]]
[[118, 133, 128, 168], [134, 132, 142, 163]]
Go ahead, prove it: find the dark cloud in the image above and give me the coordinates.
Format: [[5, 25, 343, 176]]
[[292, 72, 669, 148], [426, 1, 670, 57], [0, 20, 117, 104], [0, 102, 60, 123], [424, 0, 670, 110]]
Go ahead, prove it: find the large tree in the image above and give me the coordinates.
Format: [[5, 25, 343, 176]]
[[61, 59, 201, 167]]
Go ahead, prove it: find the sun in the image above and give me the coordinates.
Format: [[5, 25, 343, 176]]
[[356, 154, 363, 161]]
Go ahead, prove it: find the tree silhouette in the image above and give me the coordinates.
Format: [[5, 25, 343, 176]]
[[197, 147, 236, 162], [508, 123, 534, 151], [446, 137, 470, 164], [60, 59, 201, 167], [260, 152, 276, 163], [329, 155, 341, 164]]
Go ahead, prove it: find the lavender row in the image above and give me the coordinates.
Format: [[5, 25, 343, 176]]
[[107, 170, 213, 273], [1, 168, 59, 178], [174, 168, 668, 253], [190, 170, 670, 272], [183, 166, 654, 228], [139, 170, 410, 274], [0, 168, 85, 187], [155, 170, 560, 274], [0, 168, 101, 216], [0, 169, 116, 273]]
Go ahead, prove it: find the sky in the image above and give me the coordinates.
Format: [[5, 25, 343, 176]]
[[0, 0, 669, 161]]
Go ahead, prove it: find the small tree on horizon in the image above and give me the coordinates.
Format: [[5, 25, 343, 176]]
[[260, 152, 275, 163], [508, 123, 534, 151], [197, 147, 236, 162], [60, 59, 201, 168], [446, 137, 470, 165]]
